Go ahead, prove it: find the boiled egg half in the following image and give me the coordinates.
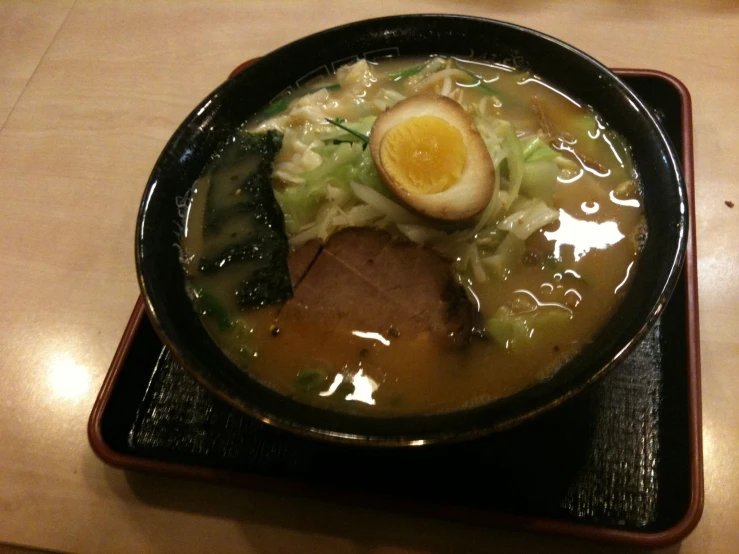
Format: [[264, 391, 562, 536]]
[[370, 94, 495, 221]]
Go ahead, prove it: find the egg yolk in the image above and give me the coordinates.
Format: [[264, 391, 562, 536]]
[[379, 115, 467, 195]]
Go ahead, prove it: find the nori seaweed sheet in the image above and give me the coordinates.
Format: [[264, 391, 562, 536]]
[[199, 130, 293, 309]]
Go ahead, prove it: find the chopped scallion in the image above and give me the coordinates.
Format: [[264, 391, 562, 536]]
[[388, 63, 427, 80], [295, 369, 329, 392], [195, 288, 233, 331], [460, 68, 501, 97], [264, 97, 290, 117], [325, 118, 369, 145]]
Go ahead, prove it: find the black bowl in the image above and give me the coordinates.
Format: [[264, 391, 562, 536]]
[[136, 15, 687, 446]]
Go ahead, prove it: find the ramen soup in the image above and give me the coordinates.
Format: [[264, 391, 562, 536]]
[[181, 57, 646, 415]]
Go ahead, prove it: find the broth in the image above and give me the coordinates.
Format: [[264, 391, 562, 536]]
[[181, 56, 646, 415]]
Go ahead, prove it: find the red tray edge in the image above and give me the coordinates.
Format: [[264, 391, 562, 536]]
[[88, 67, 703, 549]]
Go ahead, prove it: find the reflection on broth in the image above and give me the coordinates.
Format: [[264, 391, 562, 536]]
[[180, 56, 647, 416], [545, 210, 625, 261]]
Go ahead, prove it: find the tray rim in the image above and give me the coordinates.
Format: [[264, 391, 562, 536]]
[[88, 67, 703, 548]]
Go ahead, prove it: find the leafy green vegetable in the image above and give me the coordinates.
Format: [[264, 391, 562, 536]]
[[487, 305, 571, 351], [325, 118, 369, 145], [295, 369, 329, 392], [322, 83, 341, 92], [195, 289, 233, 331]]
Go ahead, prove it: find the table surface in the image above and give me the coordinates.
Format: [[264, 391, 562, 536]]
[[1, 1, 737, 553]]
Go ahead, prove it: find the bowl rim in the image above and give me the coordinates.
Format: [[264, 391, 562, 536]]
[[135, 13, 688, 446]]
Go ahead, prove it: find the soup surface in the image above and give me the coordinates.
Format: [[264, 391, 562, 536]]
[[181, 56, 646, 415]]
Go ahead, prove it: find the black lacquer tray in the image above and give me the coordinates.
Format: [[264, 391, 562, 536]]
[[89, 70, 702, 548]]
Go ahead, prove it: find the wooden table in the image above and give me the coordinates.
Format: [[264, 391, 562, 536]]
[[1, 1, 737, 552]]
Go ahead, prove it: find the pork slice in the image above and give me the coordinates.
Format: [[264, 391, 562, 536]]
[[278, 227, 476, 347], [287, 239, 321, 286], [278, 247, 412, 336]]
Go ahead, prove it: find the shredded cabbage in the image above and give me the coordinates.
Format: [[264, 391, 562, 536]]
[[520, 160, 558, 206], [522, 135, 558, 162], [301, 142, 363, 187], [481, 233, 525, 277], [472, 168, 502, 234], [395, 223, 443, 245], [486, 305, 571, 351], [333, 204, 384, 227], [349, 181, 421, 225], [497, 198, 559, 240], [275, 141, 386, 234], [372, 89, 406, 111], [469, 244, 488, 283], [499, 126, 524, 209]]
